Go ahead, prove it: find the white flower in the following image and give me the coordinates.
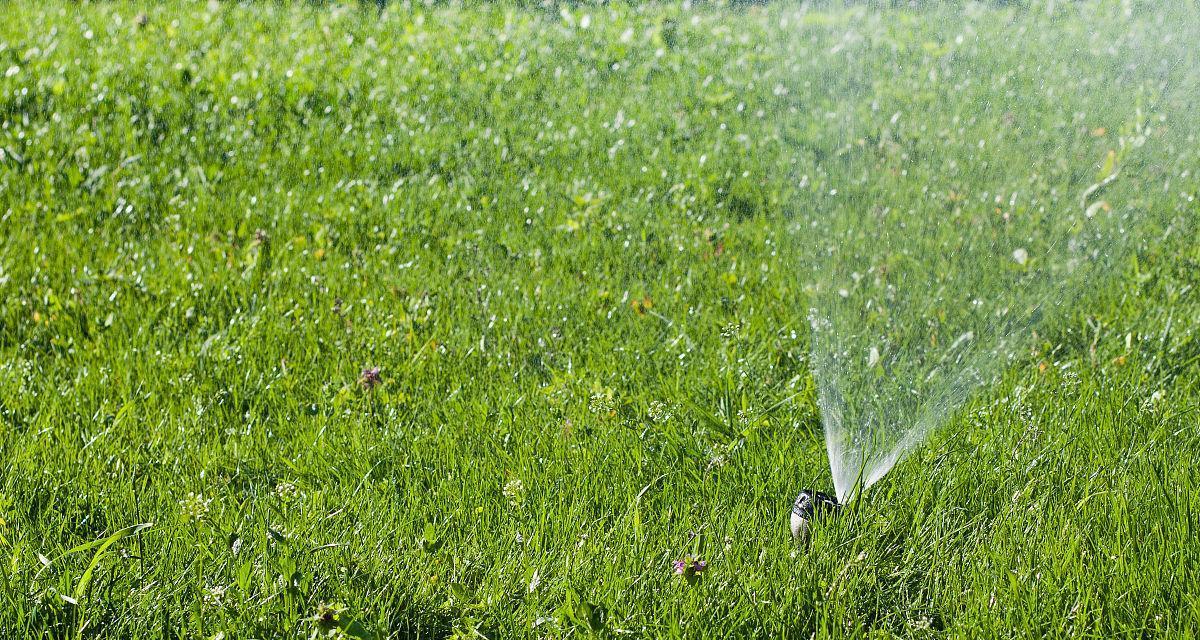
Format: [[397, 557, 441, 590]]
[[273, 481, 301, 502], [908, 616, 932, 630], [203, 584, 227, 607], [179, 492, 212, 521], [588, 392, 615, 416], [648, 401, 673, 424], [503, 478, 525, 507]]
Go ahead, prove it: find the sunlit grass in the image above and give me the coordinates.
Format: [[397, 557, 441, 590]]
[[0, 1, 1198, 637]]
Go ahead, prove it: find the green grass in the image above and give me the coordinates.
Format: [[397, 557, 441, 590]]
[[2, 1, 1199, 638]]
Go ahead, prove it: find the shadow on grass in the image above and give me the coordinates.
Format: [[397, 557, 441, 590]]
[[382, 604, 469, 640]]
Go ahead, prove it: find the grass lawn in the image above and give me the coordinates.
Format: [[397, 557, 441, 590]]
[[1, 1, 1198, 637]]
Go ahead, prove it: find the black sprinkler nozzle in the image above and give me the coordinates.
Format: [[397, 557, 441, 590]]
[[790, 489, 841, 540]]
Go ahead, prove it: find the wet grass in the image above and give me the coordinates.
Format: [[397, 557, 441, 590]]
[[1, 1, 1198, 638]]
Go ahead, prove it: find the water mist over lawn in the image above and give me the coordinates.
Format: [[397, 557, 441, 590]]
[[800, 5, 1200, 502]]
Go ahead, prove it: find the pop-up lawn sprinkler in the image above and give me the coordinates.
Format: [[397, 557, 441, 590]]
[[790, 489, 841, 540]]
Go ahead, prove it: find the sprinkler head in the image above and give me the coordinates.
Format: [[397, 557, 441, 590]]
[[790, 489, 841, 540]]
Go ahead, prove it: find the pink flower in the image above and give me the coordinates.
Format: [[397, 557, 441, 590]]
[[359, 366, 382, 390], [673, 556, 707, 583]]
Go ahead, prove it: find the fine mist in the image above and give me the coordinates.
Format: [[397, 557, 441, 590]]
[[798, 3, 1200, 502]]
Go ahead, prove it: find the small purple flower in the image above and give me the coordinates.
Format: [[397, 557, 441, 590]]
[[359, 366, 382, 391], [673, 555, 707, 584]]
